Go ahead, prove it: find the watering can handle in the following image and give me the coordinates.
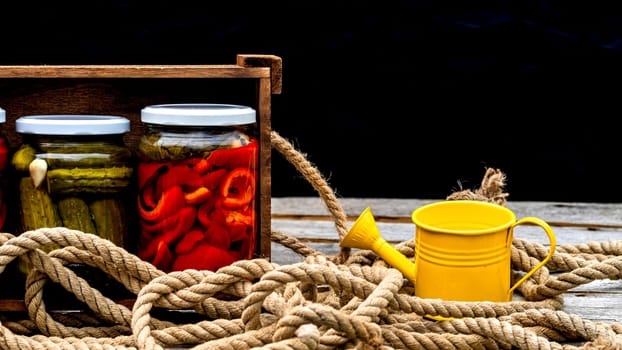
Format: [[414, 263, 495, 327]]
[[507, 216, 557, 297]]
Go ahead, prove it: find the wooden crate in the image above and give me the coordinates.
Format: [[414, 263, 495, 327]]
[[0, 54, 282, 311]]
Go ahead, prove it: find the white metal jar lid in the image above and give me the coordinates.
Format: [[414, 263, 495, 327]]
[[0, 108, 5, 123], [141, 104, 256, 126], [16, 115, 130, 135]]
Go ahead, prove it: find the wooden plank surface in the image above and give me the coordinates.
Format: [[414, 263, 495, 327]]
[[270, 197, 622, 323]]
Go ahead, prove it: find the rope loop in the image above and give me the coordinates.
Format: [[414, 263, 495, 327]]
[[0, 131, 619, 349]]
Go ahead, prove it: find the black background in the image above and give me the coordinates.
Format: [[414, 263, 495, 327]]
[[1, 1, 621, 202]]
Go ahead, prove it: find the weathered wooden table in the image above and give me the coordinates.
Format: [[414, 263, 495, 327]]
[[3, 196, 619, 349], [271, 197, 622, 323]]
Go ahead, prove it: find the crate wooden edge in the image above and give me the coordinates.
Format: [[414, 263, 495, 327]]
[[0, 54, 282, 312]]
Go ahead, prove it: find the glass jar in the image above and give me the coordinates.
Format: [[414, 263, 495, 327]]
[[137, 103, 258, 272], [0, 108, 8, 231], [13, 115, 134, 273]]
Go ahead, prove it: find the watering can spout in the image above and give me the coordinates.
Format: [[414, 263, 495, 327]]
[[340, 206, 417, 283]]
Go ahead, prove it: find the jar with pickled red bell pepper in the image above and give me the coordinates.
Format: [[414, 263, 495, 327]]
[[12, 115, 134, 273], [0, 108, 8, 231], [137, 103, 258, 272]]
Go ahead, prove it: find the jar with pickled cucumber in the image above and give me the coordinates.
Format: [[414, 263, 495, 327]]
[[137, 104, 258, 272], [12, 115, 134, 273]]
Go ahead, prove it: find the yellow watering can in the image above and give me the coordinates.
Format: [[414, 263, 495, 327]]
[[340, 200, 556, 302]]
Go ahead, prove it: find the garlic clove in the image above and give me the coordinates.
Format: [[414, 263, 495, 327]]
[[29, 158, 48, 188]]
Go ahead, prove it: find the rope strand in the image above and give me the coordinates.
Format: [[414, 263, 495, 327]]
[[0, 131, 619, 349]]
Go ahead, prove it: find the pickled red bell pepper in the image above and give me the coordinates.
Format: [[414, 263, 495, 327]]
[[205, 220, 231, 250], [175, 228, 204, 255], [0, 138, 7, 172], [0, 138, 8, 229], [139, 205, 196, 260], [192, 158, 210, 174], [137, 162, 167, 190], [184, 186, 211, 204], [172, 243, 238, 272], [201, 168, 228, 190], [137, 150, 258, 272], [155, 164, 204, 197], [220, 168, 255, 208], [152, 240, 173, 271], [197, 200, 213, 228], [138, 185, 186, 222], [140, 182, 158, 209], [206, 139, 258, 170], [209, 206, 254, 240], [140, 207, 183, 234]]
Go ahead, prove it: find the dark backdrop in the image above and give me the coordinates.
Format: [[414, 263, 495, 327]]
[[1, 1, 621, 202]]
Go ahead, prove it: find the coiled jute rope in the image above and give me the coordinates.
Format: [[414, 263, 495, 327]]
[[0, 131, 621, 349]]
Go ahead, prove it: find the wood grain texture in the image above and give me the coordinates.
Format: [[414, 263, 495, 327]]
[[0, 65, 270, 78], [0, 56, 280, 283]]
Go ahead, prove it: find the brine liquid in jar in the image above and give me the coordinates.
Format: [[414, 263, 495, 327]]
[[13, 115, 134, 274]]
